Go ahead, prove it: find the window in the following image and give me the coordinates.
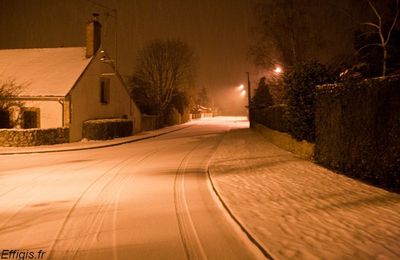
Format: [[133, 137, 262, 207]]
[[0, 110, 10, 128], [100, 77, 110, 104], [22, 108, 40, 129]]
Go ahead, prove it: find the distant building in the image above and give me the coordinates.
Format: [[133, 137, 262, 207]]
[[0, 14, 141, 142], [191, 105, 213, 119]]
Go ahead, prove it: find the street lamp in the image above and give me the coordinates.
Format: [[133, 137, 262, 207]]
[[246, 72, 253, 128], [274, 65, 283, 75]]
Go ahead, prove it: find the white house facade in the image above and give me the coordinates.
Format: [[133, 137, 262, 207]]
[[0, 14, 141, 142]]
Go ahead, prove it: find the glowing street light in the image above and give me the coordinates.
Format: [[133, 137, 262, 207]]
[[274, 65, 283, 74], [240, 89, 246, 96], [238, 84, 245, 91]]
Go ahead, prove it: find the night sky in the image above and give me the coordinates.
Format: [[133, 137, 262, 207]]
[[0, 0, 367, 114], [0, 0, 257, 114]]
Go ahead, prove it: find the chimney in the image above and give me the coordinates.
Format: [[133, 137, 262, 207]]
[[86, 13, 101, 58]]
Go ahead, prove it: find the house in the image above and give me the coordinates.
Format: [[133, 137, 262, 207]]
[[191, 105, 214, 119], [0, 14, 141, 142]]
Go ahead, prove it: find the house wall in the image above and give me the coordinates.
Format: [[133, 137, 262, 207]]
[[69, 53, 141, 142], [22, 100, 63, 128]]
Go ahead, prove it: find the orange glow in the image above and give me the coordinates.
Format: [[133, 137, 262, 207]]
[[240, 89, 246, 96], [238, 84, 245, 90], [274, 66, 283, 74]]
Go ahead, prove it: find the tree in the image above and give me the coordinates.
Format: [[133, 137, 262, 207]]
[[359, 0, 399, 76], [168, 89, 191, 123], [284, 61, 338, 142], [249, 0, 365, 70], [252, 77, 273, 109], [196, 87, 210, 107], [0, 78, 23, 109], [249, 0, 323, 68], [0, 77, 25, 128], [130, 39, 195, 126]]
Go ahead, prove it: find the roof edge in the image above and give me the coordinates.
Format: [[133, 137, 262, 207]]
[[65, 52, 96, 96]]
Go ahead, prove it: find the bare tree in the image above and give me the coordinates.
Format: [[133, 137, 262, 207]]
[[0, 77, 25, 128], [249, 0, 327, 69], [250, 0, 367, 71], [362, 0, 399, 76], [131, 39, 194, 125], [250, 0, 300, 68], [0, 77, 24, 110]]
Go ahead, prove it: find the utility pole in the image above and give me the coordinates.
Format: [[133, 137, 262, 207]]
[[246, 72, 253, 128]]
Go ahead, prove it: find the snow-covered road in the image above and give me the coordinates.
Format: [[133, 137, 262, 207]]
[[0, 117, 259, 259]]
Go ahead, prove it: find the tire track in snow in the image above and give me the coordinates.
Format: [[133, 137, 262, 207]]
[[46, 154, 137, 259], [174, 142, 207, 260], [77, 149, 160, 260], [110, 150, 161, 260], [48, 148, 162, 259]]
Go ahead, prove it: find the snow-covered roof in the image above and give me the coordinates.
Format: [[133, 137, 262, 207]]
[[0, 47, 92, 97]]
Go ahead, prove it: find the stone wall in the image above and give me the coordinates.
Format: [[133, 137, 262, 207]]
[[0, 128, 69, 147]]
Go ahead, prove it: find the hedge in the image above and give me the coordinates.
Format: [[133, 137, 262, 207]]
[[315, 76, 400, 188], [0, 127, 69, 147], [82, 118, 133, 140], [284, 61, 338, 142], [252, 104, 289, 133]]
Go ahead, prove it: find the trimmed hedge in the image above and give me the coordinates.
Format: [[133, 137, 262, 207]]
[[0, 128, 69, 147], [252, 105, 289, 133], [315, 76, 400, 188], [82, 118, 133, 140]]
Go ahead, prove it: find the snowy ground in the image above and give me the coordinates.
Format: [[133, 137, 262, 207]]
[[0, 117, 261, 259], [209, 128, 400, 259]]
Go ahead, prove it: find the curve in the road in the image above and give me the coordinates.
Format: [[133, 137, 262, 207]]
[[207, 168, 274, 260]]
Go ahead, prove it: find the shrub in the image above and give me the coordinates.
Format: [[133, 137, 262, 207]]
[[0, 128, 69, 147], [252, 105, 289, 132], [284, 61, 338, 142], [82, 118, 133, 140], [252, 77, 274, 109], [315, 76, 400, 188], [164, 107, 181, 126]]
